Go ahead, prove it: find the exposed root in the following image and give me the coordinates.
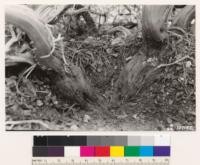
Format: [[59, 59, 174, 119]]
[[108, 26, 132, 38], [5, 54, 34, 67], [5, 25, 22, 53], [6, 120, 50, 130], [65, 7, 89, 16], [155, 55, 191, 69], [168, 26, 187, 35]]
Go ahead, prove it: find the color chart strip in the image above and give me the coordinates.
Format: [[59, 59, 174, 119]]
[[33, 146, 170, 157], [34, 135, 170, 146], [33, 136, 170, 157]]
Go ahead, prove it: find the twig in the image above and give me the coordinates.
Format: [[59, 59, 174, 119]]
[[155, 55, 190, 70], [25, 64, 37, 79], [5, 25, 22, 53], [14, 80, 30, 98], [136, 56, 191, 95], [108, 26, 132, 38], [5, 55, 34, 67], [65, 7, 89, 16], [15, 64, 37, 97], [6, 120, 51, 130], [40, 30, 63, 59], [168, 26, 187, 36], [167, 31, 183, 41], [167, 28, 190, 45]]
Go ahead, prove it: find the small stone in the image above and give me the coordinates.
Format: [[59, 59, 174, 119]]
[[111, 53, 118, 57], [36, 100, 43, 107], [179, 77, 184, 81], [186, 61, 192, 68], [70, 124, 79, 131], [126, 56, 132, 62], [53, 101, 58, 105], [106, 48, 112, 54], [132, 114, 138, 119], [167, 117, 173, 124], [97, 67, 102, 72], [168, 99, 173, 105], [83, 115, 91, 123], [70, 38, 75, 42]]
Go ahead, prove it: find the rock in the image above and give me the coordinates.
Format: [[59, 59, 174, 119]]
[[167, 117, 173, 124], [36, 100, 43, 107], [126, 56, 132, 62], [132, 114, 138, 119], [83, 115, 91, 123], [70, 124, 79, 131], [111, 53, 118, 57], [106, 48, 112, 54], [97, 67, 102, 72], [168, 99, 173, 105], [186, 61, 192, 68]]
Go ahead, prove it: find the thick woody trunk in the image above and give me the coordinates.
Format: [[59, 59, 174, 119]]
[[5, 5, 195, 110], [115, 5, 195, 102], [115, 5, 173, 101], [173, 5, 195, 31], [5, 5, 100, 109]]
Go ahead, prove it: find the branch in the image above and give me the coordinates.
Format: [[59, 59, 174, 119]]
[[136, 55, 192, 95], [155, 55, 191, 70], [5, 25, 22, 53], [65, 7, 89, 16], [108, 26, 132, 38], [6, 120, 51, 130], [6, 52, 35, 67]]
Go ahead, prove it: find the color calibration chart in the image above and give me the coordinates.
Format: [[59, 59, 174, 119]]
[[32, 135, 170, 165]]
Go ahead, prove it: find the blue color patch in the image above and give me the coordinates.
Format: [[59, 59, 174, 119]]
[[139, 146, 153, 156]]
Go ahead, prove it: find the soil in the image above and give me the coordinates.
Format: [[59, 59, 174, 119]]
[[5, 6, 195, 131]]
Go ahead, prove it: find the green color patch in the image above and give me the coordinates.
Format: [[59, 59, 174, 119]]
[[124, 146, 140, 156]]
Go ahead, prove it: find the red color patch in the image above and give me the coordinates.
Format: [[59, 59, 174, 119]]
[[95, 146, 110, 157]]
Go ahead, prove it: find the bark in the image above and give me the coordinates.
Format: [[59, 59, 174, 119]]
[[173, 5, 195, 31], [142, 5, 173, 43]]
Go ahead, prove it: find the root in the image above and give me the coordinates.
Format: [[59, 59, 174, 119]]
[[155, 55, 191, 69], [5, 54, 34, 67], [136, 55, 192, 95], [108, 26, 132, 38], [65, 7, 89, 16], [6, 120, 51, 130], [5, 25, 22, 53]]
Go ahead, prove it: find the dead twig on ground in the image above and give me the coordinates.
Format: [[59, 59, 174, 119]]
[[65, 7, 89, 16], [6, 120, 51, 130], [155, 55, 191, 69]]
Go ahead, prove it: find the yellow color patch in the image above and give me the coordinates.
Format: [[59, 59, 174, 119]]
[[110, 146, 124, 157]]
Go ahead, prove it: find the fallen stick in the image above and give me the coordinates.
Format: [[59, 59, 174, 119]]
[[6, 120, 51, 130], [155, 55, 191, 69]]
